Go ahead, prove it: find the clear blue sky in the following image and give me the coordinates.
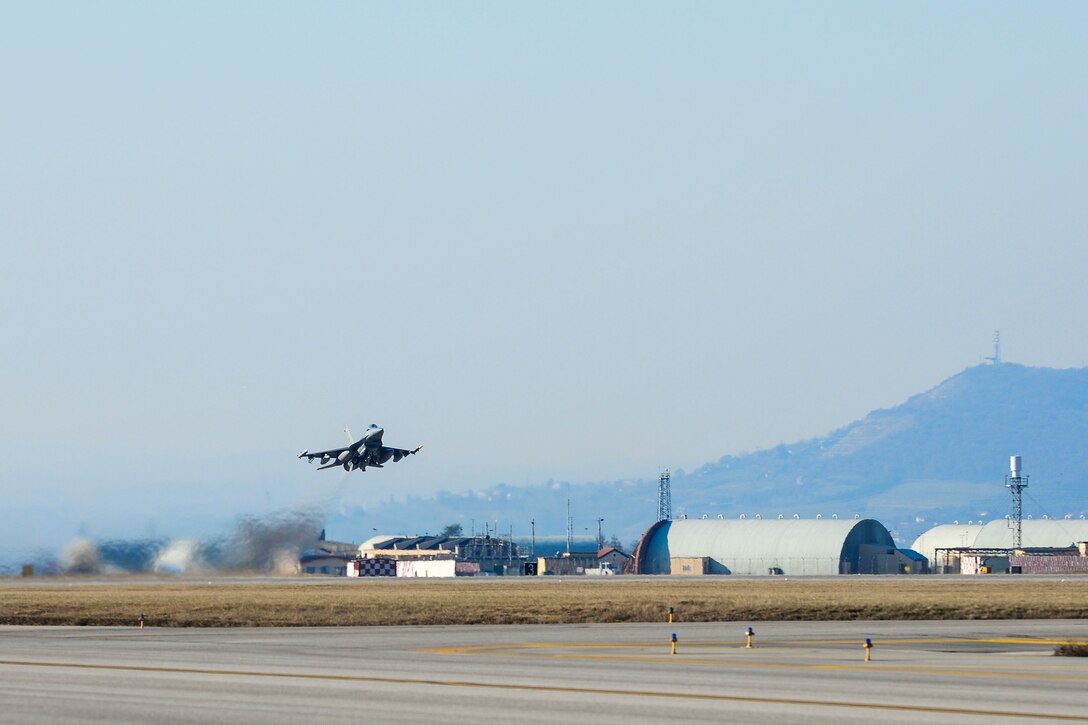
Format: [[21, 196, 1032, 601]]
[[2, 3, 1086, 560]]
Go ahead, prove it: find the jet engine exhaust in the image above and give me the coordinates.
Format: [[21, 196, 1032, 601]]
[[43, 506, 329, 575]]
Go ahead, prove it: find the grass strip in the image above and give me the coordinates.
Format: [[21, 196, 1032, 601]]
[[1, 577, 1087, 627]]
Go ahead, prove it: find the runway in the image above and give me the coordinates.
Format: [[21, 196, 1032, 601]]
[[3, 620, 1088, 723]]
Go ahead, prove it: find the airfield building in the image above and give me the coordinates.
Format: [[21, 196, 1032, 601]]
[[911, 519, 1088, 573], [597, 546, 632, 573], [535, 550, 604, 575], [359, 533, 523, 575], [631, 518, 909, 575], [299, 535, 361, 576], [300, 553, 353, 576]]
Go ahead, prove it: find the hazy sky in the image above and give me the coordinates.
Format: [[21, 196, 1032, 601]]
[[2, 3, 1086, 558]]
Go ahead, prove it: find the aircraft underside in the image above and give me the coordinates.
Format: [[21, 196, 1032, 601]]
[[312, 446, 408, 472], [298, 426, 421, 473]]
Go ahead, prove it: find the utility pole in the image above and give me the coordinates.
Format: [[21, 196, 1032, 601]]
[[596, 517, 605, 550], [530, 518, 536, 558]]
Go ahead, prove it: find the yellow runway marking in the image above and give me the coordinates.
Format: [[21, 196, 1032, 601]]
[[421, 640, 1088, 681], [490, 652, 1088, 681], [0, 659, 1085, 722], [425, 636, 1088, 653]]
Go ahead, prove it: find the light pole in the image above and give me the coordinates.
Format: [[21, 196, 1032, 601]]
[[596, 518, 605, 550]]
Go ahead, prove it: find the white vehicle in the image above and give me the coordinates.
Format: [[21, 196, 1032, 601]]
[[585, 562, 615, 576]]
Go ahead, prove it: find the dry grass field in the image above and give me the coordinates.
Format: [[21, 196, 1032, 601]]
[[2, 576, 1088, 627]]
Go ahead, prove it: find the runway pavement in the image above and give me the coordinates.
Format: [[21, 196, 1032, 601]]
[[2, 620, 1088, 723]]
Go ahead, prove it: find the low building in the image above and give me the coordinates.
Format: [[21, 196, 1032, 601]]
[[858, 544, 928, 574], [300, 533, 360, 575], [670, 556, 709, 576], [947, 542, 1088, 575], [959, 554, 1010, 575], [897, 548, 929, 574], [597, 546, 632, 573], [347, 557, 396, 577], [396, 559, 457, 577], [1011, 543, 1088, 574], [301, 553, 353, 576], [359, 533, 523, 575], [537, 551, 599, 575]]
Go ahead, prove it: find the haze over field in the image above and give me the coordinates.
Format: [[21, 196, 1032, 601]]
[[2, 4, 1086, 567]]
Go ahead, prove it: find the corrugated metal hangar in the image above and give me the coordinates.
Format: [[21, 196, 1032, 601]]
[[631, 518, 915, 575]]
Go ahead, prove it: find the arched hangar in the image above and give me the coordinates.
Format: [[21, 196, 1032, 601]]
[[632, 518, 903, 575], [910, 519, 1088, 565]]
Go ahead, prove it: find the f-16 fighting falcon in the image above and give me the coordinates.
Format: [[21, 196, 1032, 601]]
[[298, 424, 422, 472]]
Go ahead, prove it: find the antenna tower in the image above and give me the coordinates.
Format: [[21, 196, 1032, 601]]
[[657, 468, 672, 521], [985, 330, 1001, 364], [1005, 455, 1028, 548], [565, 497, 573, 554]]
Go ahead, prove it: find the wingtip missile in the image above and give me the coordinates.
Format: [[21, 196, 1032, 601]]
[[411, 445, 423, 455], [298, 449, 309, 459]]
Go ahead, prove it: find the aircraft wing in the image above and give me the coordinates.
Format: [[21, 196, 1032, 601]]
[[298, 446, 350, 461], [384, 445, 423, 462]]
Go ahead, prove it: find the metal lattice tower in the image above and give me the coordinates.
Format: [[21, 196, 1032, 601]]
[[565, 497, 573, 554], [657, 469, 672, 522], [1005, 455, 1028, 548]]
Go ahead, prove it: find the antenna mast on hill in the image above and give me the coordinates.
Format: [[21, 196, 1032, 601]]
[[1005, 455, 1028, 548], [985, 330, 1001, 365], [657, 469, 672, 522]]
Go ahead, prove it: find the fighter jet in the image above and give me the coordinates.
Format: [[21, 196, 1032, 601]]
[[298, 424, 422, 472]]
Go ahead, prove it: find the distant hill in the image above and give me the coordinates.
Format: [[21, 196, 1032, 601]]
[[329, 364, 1088, 547]]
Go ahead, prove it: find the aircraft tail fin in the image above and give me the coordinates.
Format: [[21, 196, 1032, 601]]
[[343, 427, 354, 445]]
